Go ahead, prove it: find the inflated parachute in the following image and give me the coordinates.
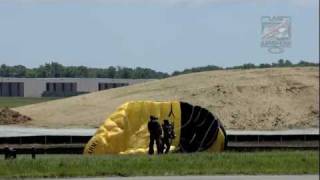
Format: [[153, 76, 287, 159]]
[[84, 101, 227, 155]]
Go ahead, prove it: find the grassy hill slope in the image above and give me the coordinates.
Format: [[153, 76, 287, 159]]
[[14, 67, 319, 130]]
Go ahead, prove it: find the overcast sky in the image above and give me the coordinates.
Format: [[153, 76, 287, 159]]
[[0, 0, 318, 72]]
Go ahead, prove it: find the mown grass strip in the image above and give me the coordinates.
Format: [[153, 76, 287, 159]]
[[0, 97, 59, 108], [0, 151, 318, 178]]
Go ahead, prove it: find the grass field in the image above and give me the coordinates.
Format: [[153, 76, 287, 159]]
[[0, 97, 59, 108], [0, 151, 318, 178]]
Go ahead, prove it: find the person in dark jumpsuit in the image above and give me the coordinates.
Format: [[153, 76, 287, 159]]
[[148, 116, 163, 154], [162, 119, 175, 153]]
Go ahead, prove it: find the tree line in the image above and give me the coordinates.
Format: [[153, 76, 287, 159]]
[[172, 59, 318, 76], [0, 63, 169, 79], [0, 59, 318, 79]]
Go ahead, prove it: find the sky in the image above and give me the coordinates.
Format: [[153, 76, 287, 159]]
[[0, 0, 318, 73]]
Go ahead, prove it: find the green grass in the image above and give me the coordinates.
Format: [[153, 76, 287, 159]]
[[0, 151, 318, 178], [0, 97, 59, 108]]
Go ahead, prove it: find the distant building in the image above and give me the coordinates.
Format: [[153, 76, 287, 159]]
[[0, 78, 151, 97]]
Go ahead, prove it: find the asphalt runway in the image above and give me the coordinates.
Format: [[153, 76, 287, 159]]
[[33, 175, 318, 180]]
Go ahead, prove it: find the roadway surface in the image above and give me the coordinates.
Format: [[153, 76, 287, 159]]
[[0, 125, 318, 137], [32, 175, 319, 180]]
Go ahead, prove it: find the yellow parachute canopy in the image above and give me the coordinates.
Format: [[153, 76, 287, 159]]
[[84, 101, 226, 155]]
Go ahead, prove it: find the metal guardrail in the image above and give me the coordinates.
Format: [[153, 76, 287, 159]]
[[0, 133, 318, 144], [0, 135, 91, 145], [0, 133, 318, 155]]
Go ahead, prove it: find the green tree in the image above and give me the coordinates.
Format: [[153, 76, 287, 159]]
[[107, 66, 116, 78], [242, 63, 256, 69], [259, 63, 272, 68], [77, 66, 89, 77], [0, 64, 10, 77], [26, 68, 37, 77], [278, 59, 285, 67], [284, 60, 292, 66], [49, 62, 64, 77], [12, 65, 27, 77]]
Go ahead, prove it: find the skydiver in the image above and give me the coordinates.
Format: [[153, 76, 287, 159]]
[[162, 119, 175, 153], [147, 116, 163, 155]]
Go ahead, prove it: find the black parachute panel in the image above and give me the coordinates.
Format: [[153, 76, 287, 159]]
[[179, 102, 226, 152]]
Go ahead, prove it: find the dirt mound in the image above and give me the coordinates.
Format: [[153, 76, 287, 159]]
[[15, 67, 319, 130], [0, 108, 32, 125]]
